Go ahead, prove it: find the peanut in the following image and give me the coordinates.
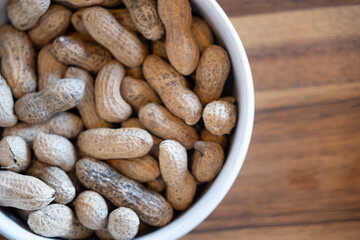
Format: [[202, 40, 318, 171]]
[[37, 44, 67, 90], [195, 45, 231, 105], [71, 8, 89, 36], [108, 9, 138, 33], [108, 207, 139, 240], [123, 0, 164, 40], [107, 154, 160, 183], [203, 100, 237, 135], [26, 160, 76, 204], [125, 67, 144, 79], [143, 55, 202, 125], [0, 171, 55, 210], [0, 25, 37, 98], [0, 74, 17, 127], [65, 218, 94, 239], [139, 103, 198, 150], [28, 5, 72, 47], [159, 140, 196, 211], [192, 17, 214, 52], [2, 112, 84, 146], [78, 128, 153, 160], [151, 40, 167, 60], [68, 169, 85, 195], [16, 209, 33, 221], [0, 136, 31, 172], [76, 157, 173, 226], [33, 132, 77, 172], [192, 141, 224, 183], [96, 228, 115, 240], [82, 6, 146, 68], [52, 0, 103, 8], [74, 190, 108, 230], [146, 176, 166, 193], [65, 66, 112, 129], [51, 35, 112, 72], [158, 0, 199, 75], [15, 78, 85, 124], [95, 60, 132, 123], [220, 96, 236, 103], [121, 76, 161, 112], [200, 129, 227, 149], [100, 0, 123, 7], [7, 0, 50, 31]]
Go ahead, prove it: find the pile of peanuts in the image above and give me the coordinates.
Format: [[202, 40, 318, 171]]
[[0, 0, 237, 239]]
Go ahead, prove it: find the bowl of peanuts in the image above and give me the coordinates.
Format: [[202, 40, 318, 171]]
[[0, 0, 254, 239]]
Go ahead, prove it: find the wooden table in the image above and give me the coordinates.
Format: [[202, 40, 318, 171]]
[[2, 1, 360, 240]]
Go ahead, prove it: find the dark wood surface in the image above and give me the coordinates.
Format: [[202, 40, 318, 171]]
[[2, 1, 360, 240]]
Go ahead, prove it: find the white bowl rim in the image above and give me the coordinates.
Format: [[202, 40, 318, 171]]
[[0, 0, 254, 239]]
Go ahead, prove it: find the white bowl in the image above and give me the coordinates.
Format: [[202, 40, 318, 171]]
[[0, 0, 254, 239]]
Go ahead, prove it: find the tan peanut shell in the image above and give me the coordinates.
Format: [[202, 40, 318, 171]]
[[7, 0, 50, 31], [74, 190, 108, 230], [28, 5, 72, 47], [195, 45, 231, 105], [2, 112, 83, 146], [78, 128, 153, 160], [0, 171, 55, 210], [33, 132, 77, 172], [200, 129, 227, 149], [65, 67, 112, 129], [76, 158, 173, 226], [108, 8, 138, 33], [52, 0, 103, 8], [95, 60, 132, 123], [0, 74, 17, 127], [0, 25, 37, 98], [108, 207, 139, 240], [51, 35, 112, 72], [139, 103, 198, 150], [219, 96, 236, 103], [15, 79, 85, 124], [0, 136, 31, 172], [151, 40, 168, 60], [71, 8, 89, 36], [192, 141, 224, 183], [95, 228, 115, 240], [158, 0, 199, 75], [123, 0, 164, 40], [143, 55, 202, 125], [121, 76, 161, 112], [65, 218, 93, 239], [100, 0, 123, 7], [107, 154, 160, 183], [159, 140, 196, 211], [146, 176, 166, 193], [126, 67, 144, 79], [203, 100, 237, 135], [26, 160, 75, 204], [82, 6, 146, 68], [37, 44, 67, 91], [191, 17, 214, 52]]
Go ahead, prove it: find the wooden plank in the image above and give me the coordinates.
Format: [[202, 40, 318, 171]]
[[217, 0, 360, 16]]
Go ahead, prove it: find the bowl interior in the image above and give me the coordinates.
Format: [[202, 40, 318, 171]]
[[0, 1, 254, 239]]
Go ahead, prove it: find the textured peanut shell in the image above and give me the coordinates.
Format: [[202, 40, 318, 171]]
[[158, 0, 199, 75], [146, 176, 166, 193], [52, 0, 104, 8], [26, 160, 75, 204], [96, 228, 115, 240], [7, 0, 50, 31], [29, 5, 72, 47], [15, 78, 85, 124], [108, 207, 139, 240], [0, 171, 55, 210], [151, 40, 167, 60], [191, 17, 214, 52], [37, 44, 67, 91], [74, 190, 108, 230], [107, 155, 160, 183], [33, 132, 77, 172], [82, 6, 146, 68], [0, 25, 37, 98], [76, 158, 173, 226], [203, 100, 237, 135], [121, 76, 161, 112], [200, 129, 227, 149], [108, 8, 138, 33], [195, 45, 231, 105], [139, 103, 198, 150], [100, 0, 123, 7], [65, 67, 112, 129], [2, 112, 83, 146], [71, 8, 89, 36], [51, 36, 112, 72], [192, 141, 225, 183], [143, 55, 202, 125], [0, 136, 31, 172], [78, 128, 153, 160], [64, 218, 93, 239], [123, 0, 164, 40], [0, 74, 17, 127], [126, 67, 144, 79], [95, 60, 132, 123], [159, 140, 196, 211]]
